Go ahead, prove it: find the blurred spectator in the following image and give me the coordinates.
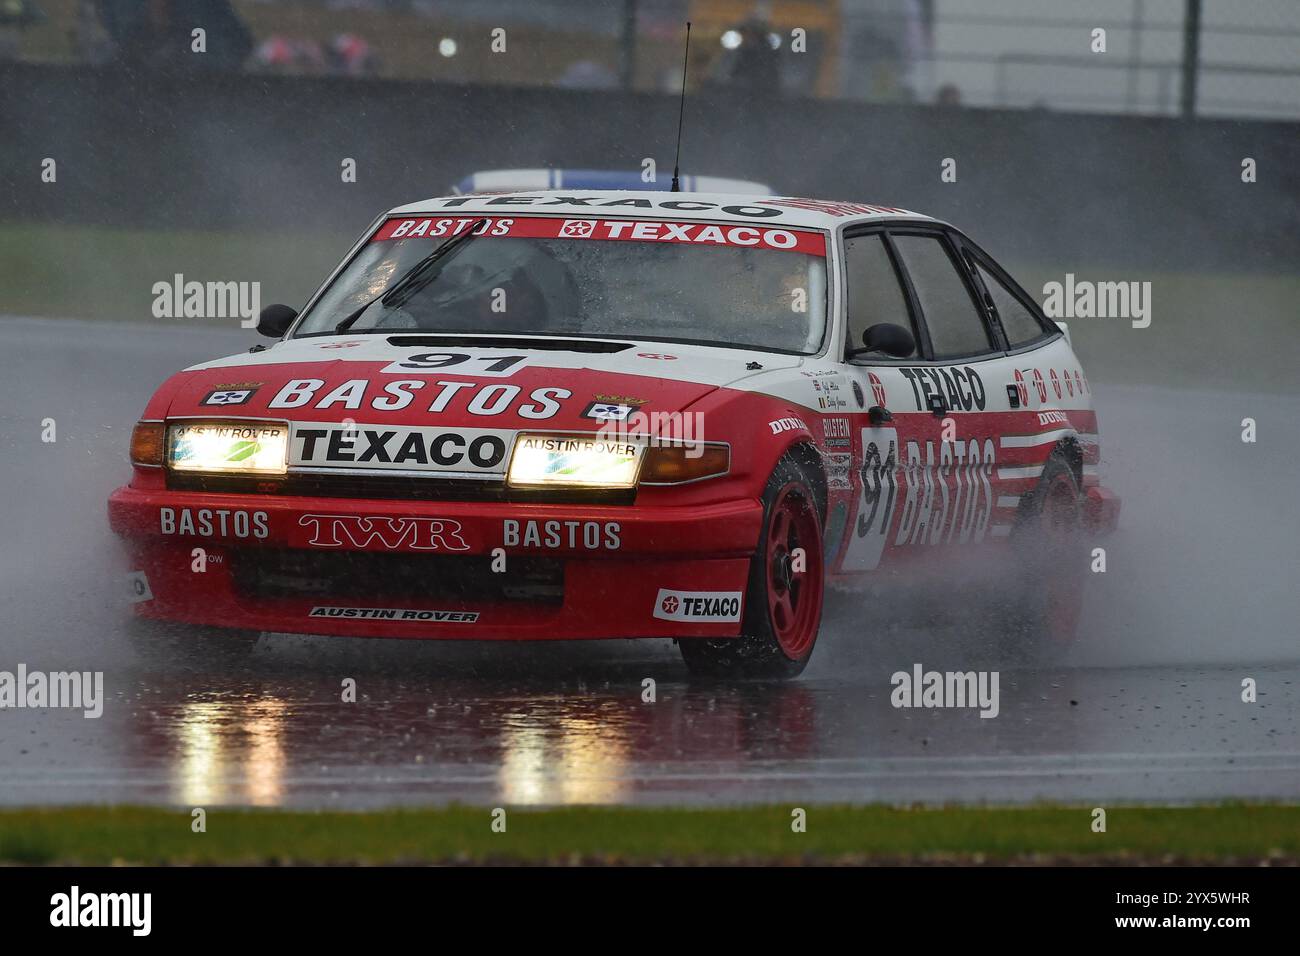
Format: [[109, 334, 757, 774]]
[[253, 34, 296, 71], [839, 0, 931, 102], [707, 18, 780, 95], [252, 30, 378, 77], [327, 32, 377, 76], [253, 34, 326, 74], [93, 0, 252, 71]]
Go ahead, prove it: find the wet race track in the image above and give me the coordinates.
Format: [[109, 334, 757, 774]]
[[1, 316, 1298, 808]]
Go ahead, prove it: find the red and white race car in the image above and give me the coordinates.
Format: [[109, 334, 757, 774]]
[[109, 191, 1119, 677]]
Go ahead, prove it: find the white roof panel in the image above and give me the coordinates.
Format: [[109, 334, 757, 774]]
[[387, 190, 931, 229]]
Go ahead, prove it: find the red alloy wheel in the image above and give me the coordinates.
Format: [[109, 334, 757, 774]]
[[765, 482, 823, 659]]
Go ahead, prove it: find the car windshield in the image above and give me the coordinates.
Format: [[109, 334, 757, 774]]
[[294, 215, 829, 354]]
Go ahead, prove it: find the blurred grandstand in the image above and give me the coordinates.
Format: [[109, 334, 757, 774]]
[[1, 1, 1297, 119]]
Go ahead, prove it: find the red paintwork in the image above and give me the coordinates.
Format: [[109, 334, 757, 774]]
[[109, 483, 763, 640], [110, 336, 1120, 643]]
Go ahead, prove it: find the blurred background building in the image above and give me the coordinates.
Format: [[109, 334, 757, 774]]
[[1, 0, 1297, 119]]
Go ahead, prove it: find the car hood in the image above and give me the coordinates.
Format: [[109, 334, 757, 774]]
[[163, 333, 803, 428]]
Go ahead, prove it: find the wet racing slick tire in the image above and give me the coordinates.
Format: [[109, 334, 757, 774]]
[[679, 455, 825, 679], [993, 448, 1086, 665], [126, 615, 261, 665]]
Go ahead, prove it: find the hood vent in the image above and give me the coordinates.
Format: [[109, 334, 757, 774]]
[[385, 335, 633, 353]]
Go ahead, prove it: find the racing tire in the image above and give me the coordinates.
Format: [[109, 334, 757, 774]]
[[679, 455, 825, 679], [993, 449, 1085, 665], [126, 615, 261, 665]]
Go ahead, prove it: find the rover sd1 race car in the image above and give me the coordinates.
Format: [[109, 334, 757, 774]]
[[109, 190, 1120, 677]]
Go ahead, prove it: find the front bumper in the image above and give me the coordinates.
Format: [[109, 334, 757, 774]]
[[108, 485, 763, 641]]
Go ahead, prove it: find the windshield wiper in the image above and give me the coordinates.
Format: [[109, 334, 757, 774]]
[[334, 218, 488, 334]]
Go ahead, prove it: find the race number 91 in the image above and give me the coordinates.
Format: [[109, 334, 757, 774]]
[[381, 353, 528, 377]]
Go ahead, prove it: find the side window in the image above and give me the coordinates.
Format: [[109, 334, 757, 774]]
[[843, 233, 917, 359], [972, 260, 1049, 347], [891, 234, 993, 359]]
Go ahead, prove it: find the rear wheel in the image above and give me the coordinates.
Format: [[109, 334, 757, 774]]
[[994, 450, 1085, 664], [679, 456, 825, 679]]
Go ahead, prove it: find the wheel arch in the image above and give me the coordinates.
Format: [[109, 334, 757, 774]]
[[1054, 436, 1084, 488], [1012, 437, 1084, 534], [779, 439, 828, 524]]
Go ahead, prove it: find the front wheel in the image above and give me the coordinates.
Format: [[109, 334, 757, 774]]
[[679, 455, 825, 679]]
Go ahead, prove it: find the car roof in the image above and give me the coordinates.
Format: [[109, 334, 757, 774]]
[[386, 190, 933, 230]]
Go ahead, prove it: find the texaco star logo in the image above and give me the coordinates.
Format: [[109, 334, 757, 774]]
[[637, 352, 677, 360], [1013, 369, 1029, 406], [559, 219, 595, 238], [868, 372, 886, 408], [322, 341, 363, 349], [1032, 369, 1047, 404], [661, 595, 679, 614], [1050, 368, 1062, 399]]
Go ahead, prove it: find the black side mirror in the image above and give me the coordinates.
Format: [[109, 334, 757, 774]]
[[257, 304, 298, 338], [852, 322, 915, 359]]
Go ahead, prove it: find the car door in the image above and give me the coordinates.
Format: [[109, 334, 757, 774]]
[[886, 229, 1004, 554], [835, 228, 918, 573], [838, 225, 1004, 573]]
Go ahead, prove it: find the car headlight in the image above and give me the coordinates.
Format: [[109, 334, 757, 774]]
[[507, 434, 645, 489], [165, 419, 289, 475]]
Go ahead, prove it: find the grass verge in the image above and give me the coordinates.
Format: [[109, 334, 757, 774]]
[[0, 221, 348, 321], [0, 804, 1296, 865]]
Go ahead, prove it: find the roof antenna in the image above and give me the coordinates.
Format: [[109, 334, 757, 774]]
[[670, 21, 691, 193]]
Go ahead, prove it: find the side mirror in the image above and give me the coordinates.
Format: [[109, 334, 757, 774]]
[[852, 322, 915, 359], [257, 304, 298, 339]]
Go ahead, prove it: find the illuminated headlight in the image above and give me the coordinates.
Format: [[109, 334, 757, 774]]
[[507, 434, 645, 489], [166, 420, 289, 475]]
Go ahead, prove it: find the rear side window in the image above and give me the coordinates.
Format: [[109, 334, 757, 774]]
[[891, 235, 992, 359], [843, 234, 917, 359], [973, 260, 1049, 346]]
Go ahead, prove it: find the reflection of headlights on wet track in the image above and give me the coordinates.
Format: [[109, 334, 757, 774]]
[[172, 698, 288, 808], [497, 717, 631, 805]]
